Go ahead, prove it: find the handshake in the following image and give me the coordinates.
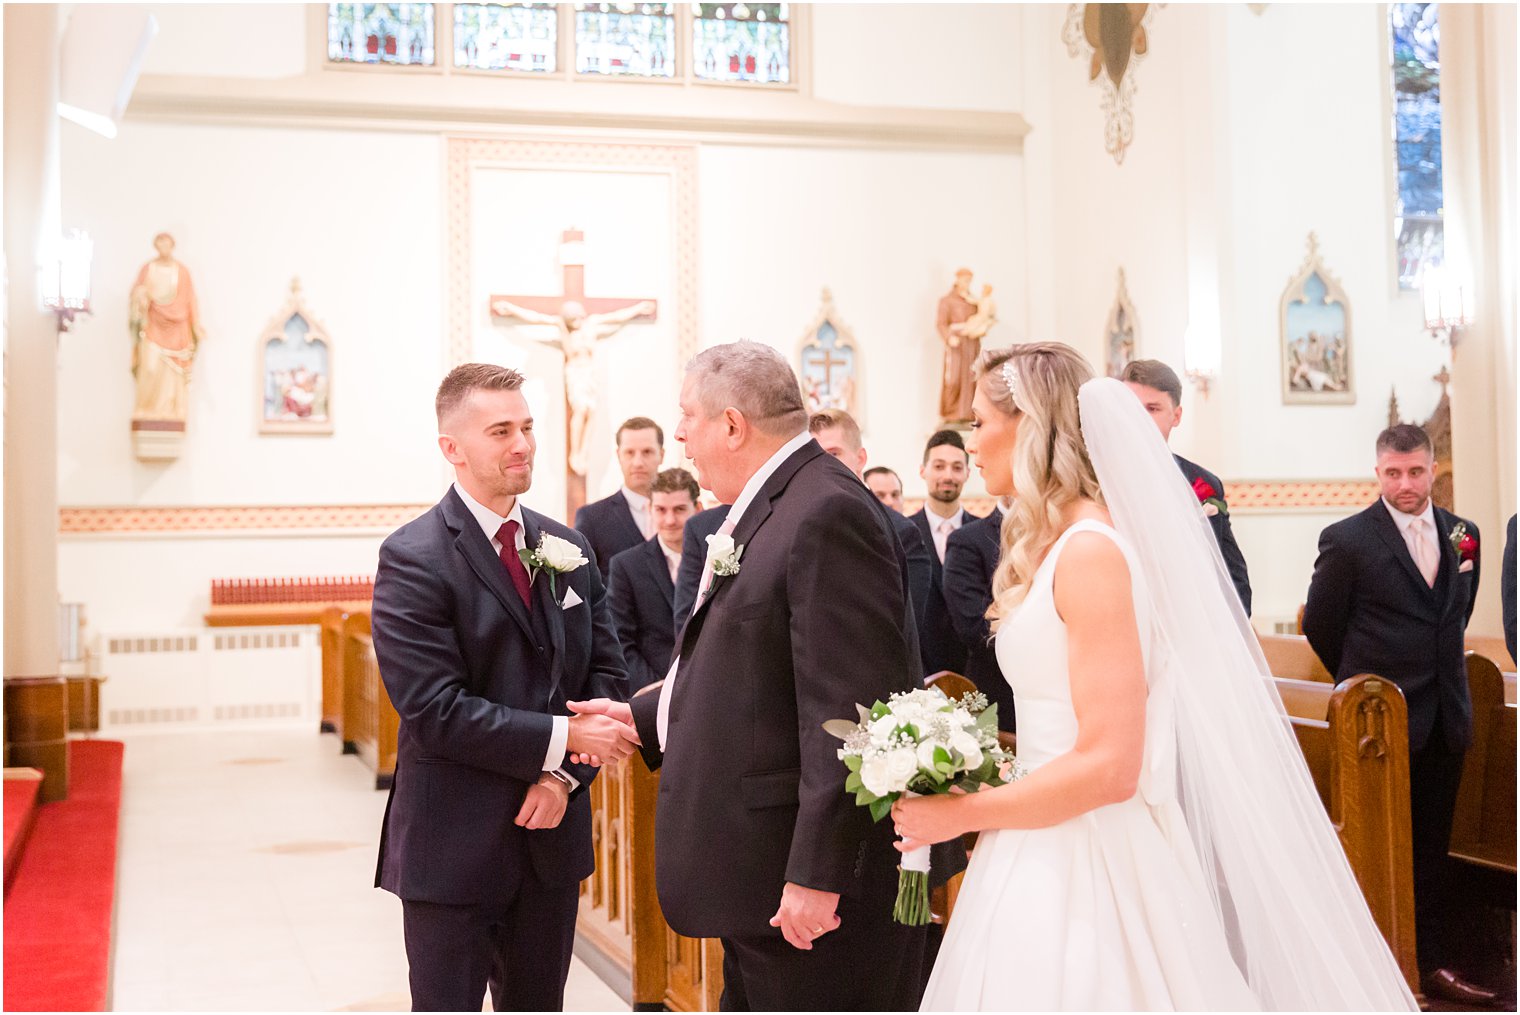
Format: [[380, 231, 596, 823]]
[[565, 698, 640, 767]]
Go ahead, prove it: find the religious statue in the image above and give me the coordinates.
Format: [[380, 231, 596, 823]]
[[490, 297, 655, 476], [129, 233, 205, 427], [936, 268, 991, 425]]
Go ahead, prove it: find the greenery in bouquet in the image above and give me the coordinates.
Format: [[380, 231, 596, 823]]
[[825, 686, 1020, 924]]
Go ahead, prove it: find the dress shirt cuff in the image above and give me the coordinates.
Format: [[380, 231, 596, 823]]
[[543, 715, 569, 771], [552, 767, 580, 792]]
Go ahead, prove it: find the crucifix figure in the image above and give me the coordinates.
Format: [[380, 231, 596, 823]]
[[490, 228, 657, 513]]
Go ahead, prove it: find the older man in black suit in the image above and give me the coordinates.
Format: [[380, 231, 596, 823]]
[[1122, 360, 1252, 615], [575, 416, 664, 580], [1303, 423, 1488, 1005], [607, 467, 699, 692], [370, 364, 636, 1011], [940, 500, 1016, 733], [570, 341, 923, 1010]]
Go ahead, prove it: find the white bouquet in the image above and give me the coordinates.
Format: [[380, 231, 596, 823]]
[[826, 686, 1018, 925]]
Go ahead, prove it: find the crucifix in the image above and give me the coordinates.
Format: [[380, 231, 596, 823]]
[[490, 227, 658, 518], [806, 347, 849, 395]]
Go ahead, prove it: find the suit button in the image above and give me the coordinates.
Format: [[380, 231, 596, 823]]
[[537, 645, 546, 654]]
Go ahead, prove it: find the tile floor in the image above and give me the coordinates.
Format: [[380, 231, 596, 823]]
[[108, 728, 627, 1012]]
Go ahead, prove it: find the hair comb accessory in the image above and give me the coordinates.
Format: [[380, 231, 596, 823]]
[[1000, 359, 1023, 410]]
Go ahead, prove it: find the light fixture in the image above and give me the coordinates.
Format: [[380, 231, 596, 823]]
[[1420, 266, 1473, 347], [41, 230, 94, 331], [1183, 323, 1220, 398]]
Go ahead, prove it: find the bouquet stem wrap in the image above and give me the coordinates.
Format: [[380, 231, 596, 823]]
[[894, 839, 933, 926], [893, 792, 932, 926]]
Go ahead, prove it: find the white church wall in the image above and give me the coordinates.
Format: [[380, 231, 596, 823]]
[[139, 3, 308, 80], [1026, 3, 1454, 625], [696, 142, 1024, 500]]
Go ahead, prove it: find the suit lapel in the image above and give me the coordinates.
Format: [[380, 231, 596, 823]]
[[646, 538, 676, 608], [1367, 501, 1437, 599], [522, 509, 567, 688], [677, 441, 821, 644], [1432, 506, 1463, 617], [443, 489, 536, 643], [611, 492, 644, 547]]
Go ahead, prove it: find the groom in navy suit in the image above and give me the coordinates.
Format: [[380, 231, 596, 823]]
[[370, 363, 636, 1012]]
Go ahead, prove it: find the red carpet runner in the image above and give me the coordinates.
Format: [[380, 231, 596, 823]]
[[4, 740, 125, 1012]]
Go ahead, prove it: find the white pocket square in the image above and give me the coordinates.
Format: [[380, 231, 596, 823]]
[[1459, 560, 1475, 573], [561, 587, 584, 610]]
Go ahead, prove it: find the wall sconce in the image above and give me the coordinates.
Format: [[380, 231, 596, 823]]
[[41, 229, 94, 331], [1420, 267, 1473, 347], [1183, 323, 1220, 398]]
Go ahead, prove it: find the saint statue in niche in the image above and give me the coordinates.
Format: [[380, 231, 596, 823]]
[[129, 232, 205, 424], [937, 268, 995, 425], [491, 297, 655, 476]]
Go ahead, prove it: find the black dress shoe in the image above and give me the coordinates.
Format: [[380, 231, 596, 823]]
[[1423, 967, 1499, 1005]]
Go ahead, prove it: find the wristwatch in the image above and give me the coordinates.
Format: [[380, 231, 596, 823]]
[[545, 769, 574, 791]]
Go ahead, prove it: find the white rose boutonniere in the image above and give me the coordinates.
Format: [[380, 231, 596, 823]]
[[705, 531, 743, 578], [519, 533, 589, 601]]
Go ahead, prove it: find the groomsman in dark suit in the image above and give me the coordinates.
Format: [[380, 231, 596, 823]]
[[575, 416, 664, 580], [941, 502, 1016, 733], [370, 364, 636, 1011], [570, 341, 924, 1009], [1121, 360, 1253, 614], [1303, 423, 1490, 1005], [863, 465, 905, 515], [673, 503, 728, 623], [809, 408, 933, 648], [607, 467, 699, 692], [909, 430, 973, 677]]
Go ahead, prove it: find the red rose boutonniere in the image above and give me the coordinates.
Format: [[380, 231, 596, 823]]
[[1191, 476, 1229, 518], [1448, 522, 1478, 562]]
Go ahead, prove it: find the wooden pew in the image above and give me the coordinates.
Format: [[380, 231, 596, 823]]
[[1274, 674, 1418, 994], [1466, 634, 1517, 673], [1448, 653, 1517, 875], [319, 606, 347, 736], [1258, 632, 1333, 682], [339, 612, 399, 791], [575, 681, 725, 1010]]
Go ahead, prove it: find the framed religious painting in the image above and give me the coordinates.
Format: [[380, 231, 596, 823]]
[[258, 278, 334, 434], [796, 287, 859, 416], [1104, 268, 1139, 378], [1280, 233, 1353, 405]]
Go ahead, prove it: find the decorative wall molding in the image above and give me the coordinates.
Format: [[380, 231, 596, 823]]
[[445, 136, 700, 371], [59, 504, 430, 538], [903, 480, 1381, 520]]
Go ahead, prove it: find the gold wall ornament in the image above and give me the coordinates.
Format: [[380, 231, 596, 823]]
[[1280, 232, 1354, 405], [1104, 267, 1140, 377], [1062, 4, 1155, 165]]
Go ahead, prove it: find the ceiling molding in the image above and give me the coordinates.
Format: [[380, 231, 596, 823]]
[[125, 74, 1028, 154]]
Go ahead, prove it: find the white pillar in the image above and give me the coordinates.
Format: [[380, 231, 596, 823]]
[[3, 4, 62, 678], [1441, 3, 1517, 639]]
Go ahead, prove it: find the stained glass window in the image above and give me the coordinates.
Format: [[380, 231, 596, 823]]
[[454, 3, 557, 72], [693, 3, 790, 85], [574, 3, 675, 78], [1390, 3, 1443, 290], [328, 3, 436, 66]]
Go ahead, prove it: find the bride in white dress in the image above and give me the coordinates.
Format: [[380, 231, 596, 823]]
[[893, 343, 1417, 1011]]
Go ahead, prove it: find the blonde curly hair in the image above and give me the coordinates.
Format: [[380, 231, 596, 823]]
[[975, 342, 1103, 629]]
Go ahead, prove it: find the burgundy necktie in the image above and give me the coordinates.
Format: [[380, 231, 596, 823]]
[[496, 520, 532, 606]]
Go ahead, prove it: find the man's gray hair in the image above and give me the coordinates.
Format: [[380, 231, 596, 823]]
[[685, 340, 808, 436]]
